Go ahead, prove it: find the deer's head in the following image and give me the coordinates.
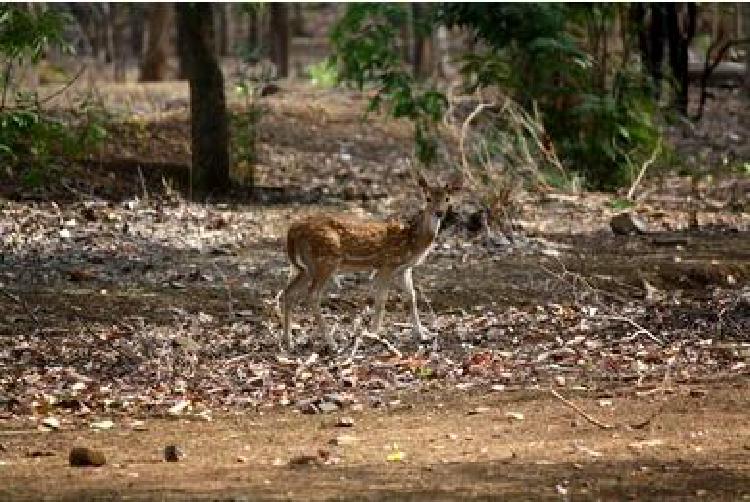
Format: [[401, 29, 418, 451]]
[[417, 172, 463, 235]]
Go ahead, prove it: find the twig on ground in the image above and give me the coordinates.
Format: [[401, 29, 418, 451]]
[[1, 288, 39, 324], [599, 315, 664, 346], [38, 65, 87, 106], [628, 406, 664, 430], [361, 331, 402, 359], [137, 165, 149, 201], [550, 388, 614, 430], [627, 140, 662, 201]]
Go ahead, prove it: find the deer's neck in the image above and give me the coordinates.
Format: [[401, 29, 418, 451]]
[[403, 209, 441, 252]]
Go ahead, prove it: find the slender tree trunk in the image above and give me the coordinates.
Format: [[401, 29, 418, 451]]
[[666, 3, 696, 116], [412, 3, 433, 78], [129, 5, 144, 61], [744, 3, 750, 94], [140, 3, 172, 82], [269, 3, 289, 78], [224, 4, 235, 55], [291, 3, 306, 37], [110, 3, 128, 81], [175, 4, 231, 193], [246, 8, 258, 53]]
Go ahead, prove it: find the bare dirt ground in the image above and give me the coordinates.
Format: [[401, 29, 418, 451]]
[[0, 82, 748, 500]]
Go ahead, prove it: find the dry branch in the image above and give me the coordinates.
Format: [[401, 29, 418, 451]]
[[599, 315, 664, 346], [627, 139, 662, 201], [550, 389, 614, 430], [1, 288, 39, 325]]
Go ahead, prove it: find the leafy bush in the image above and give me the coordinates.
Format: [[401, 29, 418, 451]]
[[443, 3, 662, 189], [331, 3, 446, 166], [331, 3, 663, 190], [0, 5, 107, 185], [306, 59, 338, 89]]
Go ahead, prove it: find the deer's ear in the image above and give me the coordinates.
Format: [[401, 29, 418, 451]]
[[445, 172, 464, 192], [417, 173, 431, 193]]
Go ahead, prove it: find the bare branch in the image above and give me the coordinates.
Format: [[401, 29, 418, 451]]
[[550, 389, 614, 430], [627, 139, 662, 200]]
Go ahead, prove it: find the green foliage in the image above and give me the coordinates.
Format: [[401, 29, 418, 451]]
[[306, 59, 338, 89], [0, 5, 70, 61], [608, 197, 635, 210], [444, 3, 662, 189], [230, 59, 263, 187], [0, 5, 106, 186], [331, 3, 446, 166], [332, 3, 663, 190], [229, 106, 261, 187]]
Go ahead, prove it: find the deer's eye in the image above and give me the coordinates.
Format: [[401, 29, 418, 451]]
[[445, 197, 449, 202], [426, 197, 432, 203]]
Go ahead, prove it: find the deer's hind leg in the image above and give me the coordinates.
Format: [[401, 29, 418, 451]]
[[308, 260, 339, 352], [282, 268, 310, 349]]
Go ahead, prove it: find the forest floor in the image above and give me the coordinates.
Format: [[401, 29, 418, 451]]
[[0, 82, 748, 500]]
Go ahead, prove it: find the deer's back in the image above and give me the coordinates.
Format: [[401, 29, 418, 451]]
[[287, 214, 423, 267]]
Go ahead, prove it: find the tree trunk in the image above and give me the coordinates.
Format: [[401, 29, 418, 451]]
[[110, 3, 128, 81], [176, 12, 190, 80], [175, 4, 231, 193], [291, 3, 306, 37], [666, 3, 696, 116], [412, 3, 433, 78], [646, 5, 666, 99], [224, 4, 235, 55], [139, 3, 172, 82], [744, 3, 750, 94], [129, 5, 144, 61], [269, 3, 289, 78]]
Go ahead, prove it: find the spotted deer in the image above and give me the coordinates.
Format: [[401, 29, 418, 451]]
[[282, 172, 463, 351]]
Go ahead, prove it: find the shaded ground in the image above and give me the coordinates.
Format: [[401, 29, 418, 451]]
[[0, 82, 748, 500], [1, 381, 749, 501]]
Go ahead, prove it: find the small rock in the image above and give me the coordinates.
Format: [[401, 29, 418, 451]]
[[167, 400, 190, 416], [164, 444, 184, 462], [554, 375, 566, 387], [610, 212, 648, 235], [40, 417, 60, 430], [335, 416, 355, 428], [236, 455, 248, 463], [329, 435, 358, 446], [195, 410, 213, 422], [297, 399, 320, 415], [90, 420, 115, 430], [628, 439, 664, 451], [324, 393, 351, 407], [69, 447, 106, 467], [258, 83, 281, 97], [467, 406, 490, 415], [130, 420, 148, 431], [505, 412, 525, 421], [289, 454, 323, 467], [317, 401, 340, 414]]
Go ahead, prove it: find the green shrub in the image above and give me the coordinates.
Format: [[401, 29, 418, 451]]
[[0, 5, 107, 185]]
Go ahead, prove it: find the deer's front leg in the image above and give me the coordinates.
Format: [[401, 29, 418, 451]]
[[400, 267, 429, 341], [371, 269, 393, 334]]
